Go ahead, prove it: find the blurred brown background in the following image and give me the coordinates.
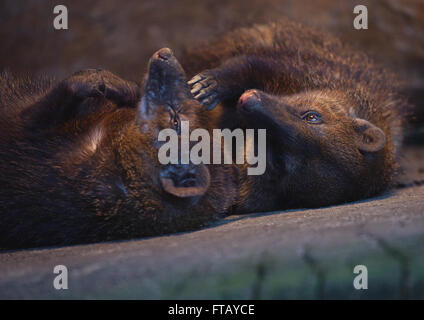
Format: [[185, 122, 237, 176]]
[[0, 0, 423, 123]]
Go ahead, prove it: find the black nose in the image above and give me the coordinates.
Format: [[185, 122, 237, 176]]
[[237, 90, 261, 112], [155, 48, 173, 61]]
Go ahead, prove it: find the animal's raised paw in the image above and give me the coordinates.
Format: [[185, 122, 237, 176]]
[[62, 69, 139, 106], [64, 69, 108, 99], [188, 71, 220, 110]]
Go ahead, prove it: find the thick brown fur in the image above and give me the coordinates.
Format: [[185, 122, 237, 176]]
[[0, 50, 240, 249], [182, 20, 409, 207]]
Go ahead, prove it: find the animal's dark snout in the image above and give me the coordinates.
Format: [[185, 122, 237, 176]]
[[155, 48, 173, 61], [178, 172, 197, 188], [168, 165, 197, 187], [160, 163, 211, 198], [237, 90, 261, 112]]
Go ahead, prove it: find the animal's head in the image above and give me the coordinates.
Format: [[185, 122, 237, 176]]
[[237, 88, 391, 207], [122, 48, 211, 200]]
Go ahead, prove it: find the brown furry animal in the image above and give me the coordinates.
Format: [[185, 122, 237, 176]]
[[183, 20, 409, 207], [0, 49, 239, 249]]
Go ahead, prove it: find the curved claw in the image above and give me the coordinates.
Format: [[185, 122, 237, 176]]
[[194, 88, 213, 100], [190, 83, 204, 95], [188, 74, 205, 85], [88, 83, 107, 98]]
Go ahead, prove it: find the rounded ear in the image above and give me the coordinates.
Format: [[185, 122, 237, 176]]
[[353, 118, 386, 152], [160, 164, 210, 198]]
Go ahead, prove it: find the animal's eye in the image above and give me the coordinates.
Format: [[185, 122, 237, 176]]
[[168, 106, 180, 130], [302, 111, 322, 124], [171, 115, 181, 134]]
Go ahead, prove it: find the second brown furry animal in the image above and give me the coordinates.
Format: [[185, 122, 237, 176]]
[[183, 20, 409, 208]]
